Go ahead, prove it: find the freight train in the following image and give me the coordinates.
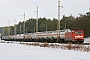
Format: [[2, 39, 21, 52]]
[[1, 29, 84, 43]]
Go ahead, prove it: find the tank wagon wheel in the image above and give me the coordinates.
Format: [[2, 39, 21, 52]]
[[27, 38, 30, 42], [49, 37, 54, 43], [46, 37, 50, 43], [26, 38, 30, 42], [29, 38, 32, 42], [67, 41, 73, 44], [38, 37, 42, 42], [32, 38, 35, 42], [41, 37, 45, 42]]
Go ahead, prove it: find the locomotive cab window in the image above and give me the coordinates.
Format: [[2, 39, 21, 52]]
[[75, 32, 82, 34]]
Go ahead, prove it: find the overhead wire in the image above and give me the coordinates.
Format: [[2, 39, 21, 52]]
[[40, 10, 57, 17], [64, 0, 90, 8], [40, 0, 90, 17]]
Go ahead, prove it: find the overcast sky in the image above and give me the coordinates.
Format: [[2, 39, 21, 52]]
[[0, 0, 90, 27]]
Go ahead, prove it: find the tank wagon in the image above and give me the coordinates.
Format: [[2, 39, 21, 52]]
[[1, 29, 84, 43]]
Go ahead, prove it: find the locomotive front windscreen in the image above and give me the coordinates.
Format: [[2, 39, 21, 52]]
[[75, 31, 82, 34]]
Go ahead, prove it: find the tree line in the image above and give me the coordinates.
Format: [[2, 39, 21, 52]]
[[2, 11, 90, 38]]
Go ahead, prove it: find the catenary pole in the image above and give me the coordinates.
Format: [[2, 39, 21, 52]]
[[36, 6, 38, 41], [8, 20, 10, 40], [23, 13, 25, 34], [20, 24, 21, 34], [34, 6, 38, 41], [13, 19, 16, 41], [57, 0, 63, 42]]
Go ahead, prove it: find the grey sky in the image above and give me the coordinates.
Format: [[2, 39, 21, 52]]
[[0, 0, 90, 27]]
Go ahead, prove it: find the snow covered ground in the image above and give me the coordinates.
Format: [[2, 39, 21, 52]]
[[0, 41, 90, 60], [0, 37, 90, 60], [84, 37, 90, 43]]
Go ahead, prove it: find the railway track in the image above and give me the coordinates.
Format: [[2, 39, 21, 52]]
[[82, 43, 90, 45], [1, 39, 90, 46]]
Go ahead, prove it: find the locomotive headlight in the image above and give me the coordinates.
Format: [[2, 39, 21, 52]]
[[75, 37, 77, 39], [81, 37, 83, 39], [75, 36, 83, 39]]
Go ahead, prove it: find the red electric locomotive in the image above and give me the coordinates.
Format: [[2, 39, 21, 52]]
[[65, 29, 84, 43]]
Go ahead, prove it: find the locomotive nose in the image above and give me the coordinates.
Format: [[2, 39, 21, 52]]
[[75, 35, 83, 39]]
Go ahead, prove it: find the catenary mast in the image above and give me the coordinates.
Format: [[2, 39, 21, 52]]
[[36, 6, 38, 41], [57, 0, 63, 42]]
